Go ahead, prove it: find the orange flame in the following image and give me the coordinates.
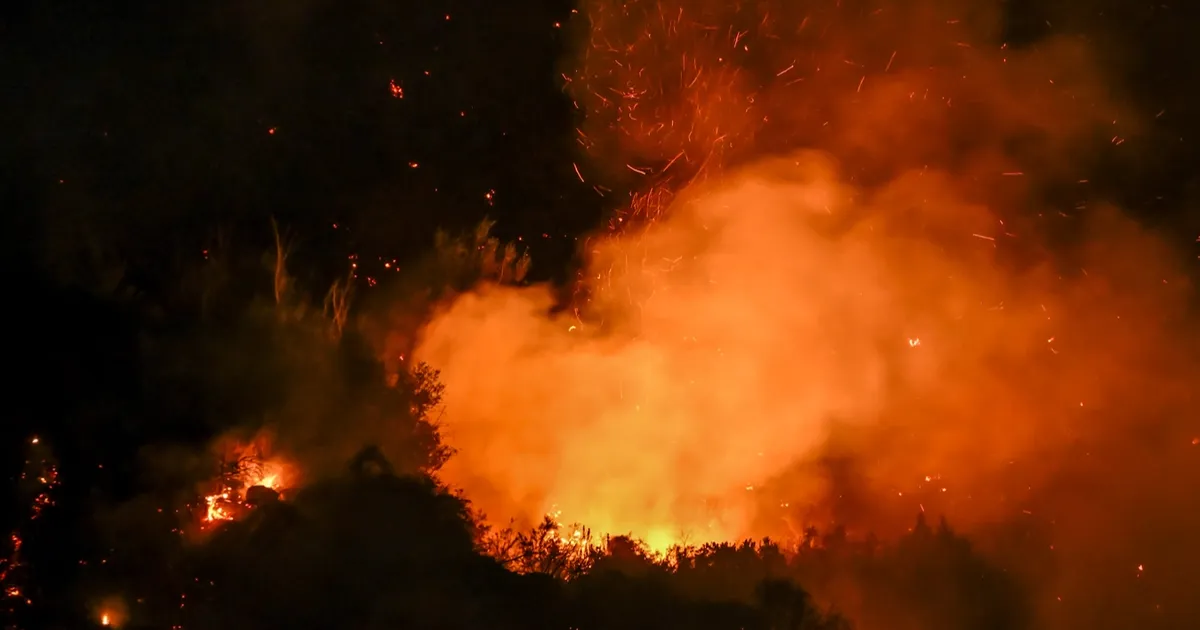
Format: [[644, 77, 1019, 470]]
[[201, 433, 296, 527], [412, 4, 1200, 620], [94, 596, 125, 628]]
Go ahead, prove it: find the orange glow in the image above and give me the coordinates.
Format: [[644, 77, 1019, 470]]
[[409, 0, 1200, 621], [94, 597, 126, 628], [421, 161, 1195, 546], [204, 491, 233, 523], [201, 432, 296, 527]]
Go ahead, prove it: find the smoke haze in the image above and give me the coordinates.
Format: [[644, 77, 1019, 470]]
[[411, 0, 1198, 626]]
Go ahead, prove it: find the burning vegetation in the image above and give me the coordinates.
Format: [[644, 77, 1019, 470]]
[[4, 0, 1199, 629], [412, 0, 1200, 627], [1, 438, 57, 617], [200, 435, 294, 528]]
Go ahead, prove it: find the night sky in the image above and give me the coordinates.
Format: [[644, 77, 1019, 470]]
[[1, 0, 1199, 628], [3, 0, 607, 291], [3, 1, 1198, 288]]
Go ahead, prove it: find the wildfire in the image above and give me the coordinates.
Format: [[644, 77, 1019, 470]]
[[1, 437, 58, 608], [94, 597, 126, 628], [203, 491, 234, 523], [415, 3, 1200, 618], [200, 434, 295, 527]]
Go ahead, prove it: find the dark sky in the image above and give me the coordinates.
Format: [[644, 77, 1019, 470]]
[[3, 0, 603, 288], [1, 0, 1197, 287]]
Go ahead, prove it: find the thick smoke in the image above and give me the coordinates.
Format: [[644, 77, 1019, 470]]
[[413, 0, 1198, 627]]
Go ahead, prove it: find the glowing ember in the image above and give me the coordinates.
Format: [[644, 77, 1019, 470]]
[[200, 433, 295, 527], [204, 492, 233, 523]]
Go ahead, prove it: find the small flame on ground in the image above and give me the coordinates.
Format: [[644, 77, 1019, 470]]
[[200, 434, 294, 527], [94, 597, 125, 628]]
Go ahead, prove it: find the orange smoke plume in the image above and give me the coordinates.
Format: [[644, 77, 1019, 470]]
[[412, 0, 1198, 625]]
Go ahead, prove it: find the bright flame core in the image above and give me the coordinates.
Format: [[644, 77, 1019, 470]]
[[418, 159, 1191, 546], [202, 434, 294, 526], [94, 597, 125, 628], [415, 0, 1198, 559]]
